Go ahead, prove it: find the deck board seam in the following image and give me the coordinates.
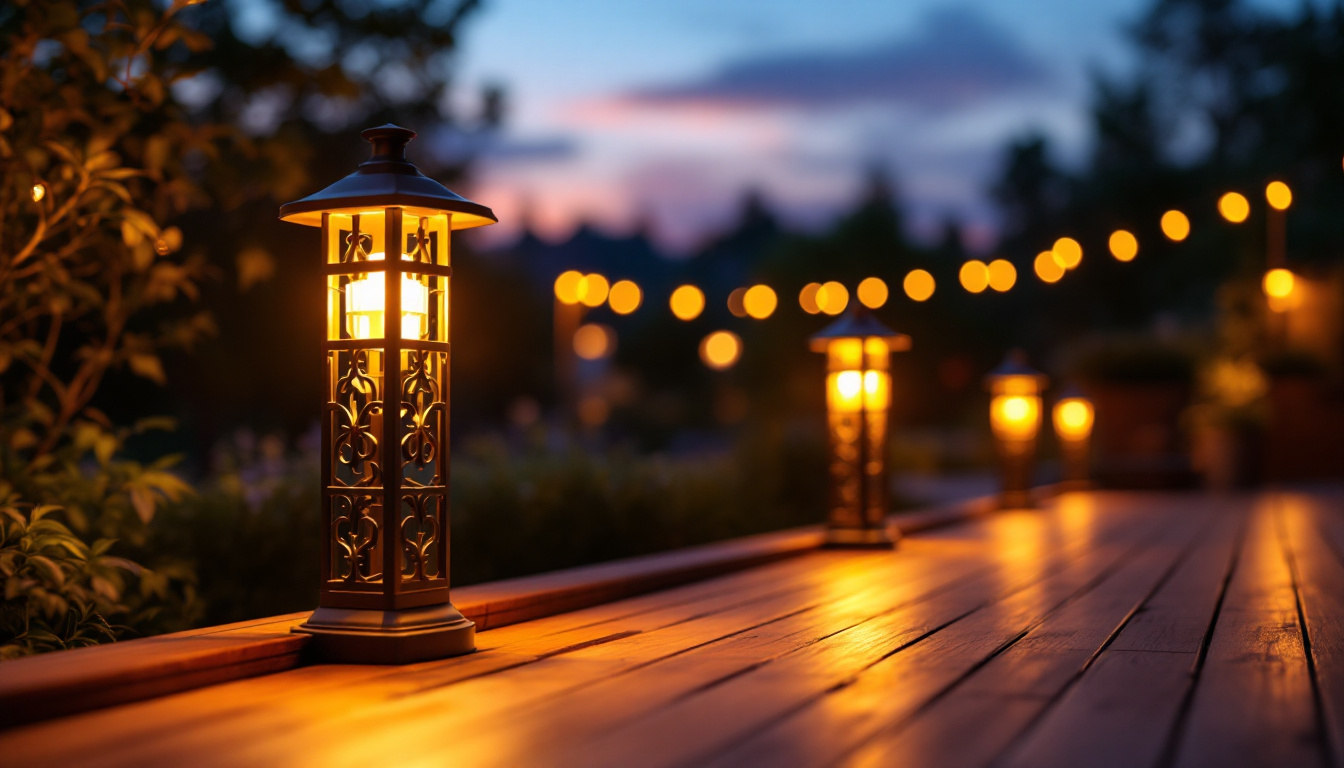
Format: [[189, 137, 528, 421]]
[[807, 510, 1188, 768], [1154, 502, 1249, 768], [1275, 493, 1337, 768], [986, 505, 1219, 768], [665, 510, 1179, 768]]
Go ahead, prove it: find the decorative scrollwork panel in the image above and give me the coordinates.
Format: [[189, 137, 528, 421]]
[[400, 491, 444, 582], [329, 493, 383, 584], [328, 350, 384, 488], [827, 412, 863, 529], [400, 349, 447, 487]]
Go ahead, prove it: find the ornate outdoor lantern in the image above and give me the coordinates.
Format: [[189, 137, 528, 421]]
[[279, 125, 496, 663], [810, 308, 910, 547], [1052, 385, 1095, 486], [986, 351, 1048, 509]]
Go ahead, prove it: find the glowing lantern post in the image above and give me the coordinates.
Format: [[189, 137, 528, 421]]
[[1052, 385, 1095, 485], [279, 125, 496, 663], [986, 351, 1048, 509], [810, 309, 911, 547]]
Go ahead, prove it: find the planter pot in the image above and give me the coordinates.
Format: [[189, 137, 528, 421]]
[[1085, 381, 1196, 489], [1264, 374, 1344, 482]]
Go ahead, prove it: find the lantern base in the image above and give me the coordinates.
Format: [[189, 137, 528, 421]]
[[294, 602, 475, 664], [824, 526, 898, 548]]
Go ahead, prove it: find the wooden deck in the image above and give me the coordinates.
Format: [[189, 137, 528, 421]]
[[2, 489, 1341, 767]]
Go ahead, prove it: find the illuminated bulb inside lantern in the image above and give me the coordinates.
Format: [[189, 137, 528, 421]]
[[989, 375, 1042, 442], [1053, 398, 1094, 442], [825, 338, 892, 413], [346, 251, 429, 340]]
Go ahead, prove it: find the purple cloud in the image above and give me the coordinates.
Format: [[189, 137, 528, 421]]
[[627, 8, 1056, 112]]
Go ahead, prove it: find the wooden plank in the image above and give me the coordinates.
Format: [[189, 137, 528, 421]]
[[1169, 494, 1325, 768], [0, 493, 1002, 729], [454, 496, 1178, 768], [994, 498, 1246, 768], [709, 496, 1211, 768], [433, 507, 1163, 767], [17, 505, 1122, 768], [1277, 491, 1344, 767]]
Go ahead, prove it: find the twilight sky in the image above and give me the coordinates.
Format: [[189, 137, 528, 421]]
[[452, 0, 1304, 253]]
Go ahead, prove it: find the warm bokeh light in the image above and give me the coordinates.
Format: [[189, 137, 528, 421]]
[[1266, 180, 1292, 211], [700, 330, 742, 370], [743, 284, 778, 319], [857, 277, 889, 309], [573, 323, 614, 360], [1053, 398, 1095, 442], [1263, 268, 1295, 299], [669, 285, 705, 320], [987, 259, 1017, 292], [827, 369, 891, 413], [608, 280, 642, 315], [578, 273, 609, 308], [31, 183, 45, 203], [818, 281, 848, 315], [726, 287, 747, 318], [1262, 268, 1302, 312], [346, 253, 429, 341], [1161, 210, 1190, 241], [1052, 237, 1082, 270], [554, 270, 584, 304], [991, 394, 1041, 442], [1034, 251, 1064, 283], [959, 260, 989, 293], [903, 269, 935, 302], [1218, 192, 1250, 223], [1108, 230, 1138, 262], [799, 282, 823, 314]]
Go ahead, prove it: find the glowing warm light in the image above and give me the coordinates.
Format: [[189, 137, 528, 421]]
[[608, 280, 642, 315], [1218, 192, 1250, 224], [1053, 398, 1095, 442], [799, 283, 823, 314], [554, 270, 584, 304], [1263, 268, 1295, 298], [987, 259, 1017, 292], [1266, 181, 1292, 211], [857, 277, 889, 309], [819, 281, 848, 315], [743, 284, 778, 319], [700, 330, 742, 370], [1034, 251, 1064, 283], [1161, 210, 1190, 241], [903, 269, 935, 302], [1052, 238, 1082, 270], [1109, 230, 1138, 262], [573, 323, 614, 360], [1263, 268, 1302, 312], [991, 393, 1041, 442], [824, 345, 892, 414], [670, 285, 705, 320], [578, 274, 609, 308], [346, 252, 428, 340], [31, 183, 45, 203], [959, 261, 989, 293]]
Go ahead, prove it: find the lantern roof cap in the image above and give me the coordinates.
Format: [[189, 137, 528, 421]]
[[809, 307, 910, 352], [1056, 382, 1088, 400], [986, 349, 1048, 384], [278, 124, 497, 229]]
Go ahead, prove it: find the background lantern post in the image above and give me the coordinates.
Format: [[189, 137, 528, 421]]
[[810, 309, 910, 547], [279, 125, 497, 664], [986, 351, 1048, 509], [1052, 385, 1095, 486]]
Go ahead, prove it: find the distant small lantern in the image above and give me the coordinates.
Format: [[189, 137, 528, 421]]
[[810, 309, 910, 547], [279, 125, 496, 663], [986, 351, 1048, 509], [1052, 385, 1094, 485]]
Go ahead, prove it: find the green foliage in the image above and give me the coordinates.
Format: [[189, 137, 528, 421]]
[[0, 497, 131, 659]]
